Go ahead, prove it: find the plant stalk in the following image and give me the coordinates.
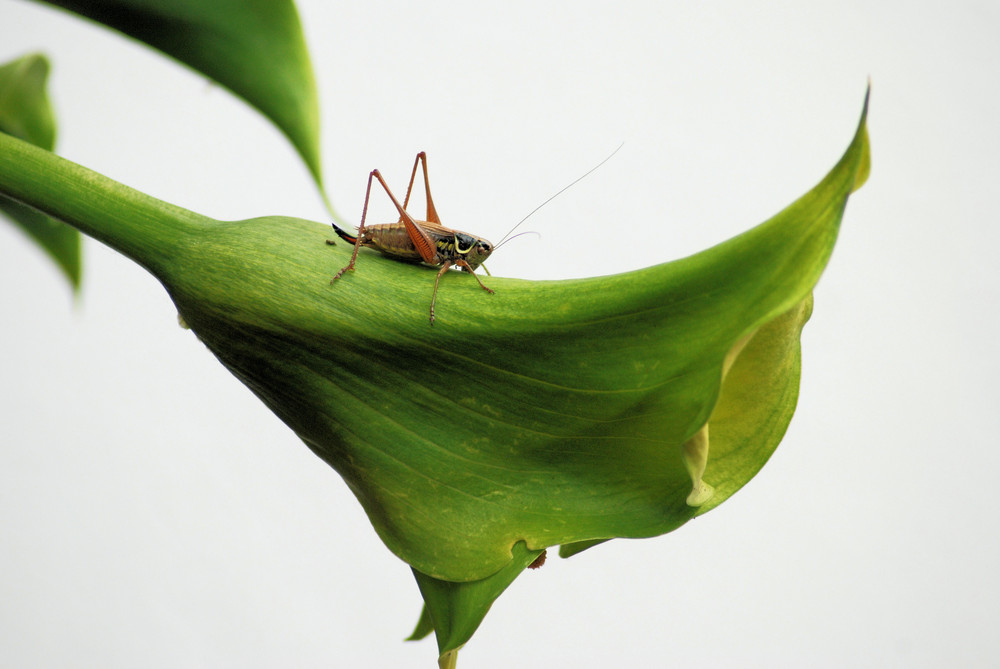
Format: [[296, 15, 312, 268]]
[[0, 131, 209, 277]]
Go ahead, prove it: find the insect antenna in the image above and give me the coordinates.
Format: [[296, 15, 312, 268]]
[[495, 142, 624, 247], [493, 229, 541, 251]]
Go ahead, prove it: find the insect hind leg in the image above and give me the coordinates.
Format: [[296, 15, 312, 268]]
[[402, 152, 441, 225], [330, 169, 378, 283]]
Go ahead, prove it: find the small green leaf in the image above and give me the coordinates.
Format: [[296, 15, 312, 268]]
[[36, 0, 324, 192], [0, 53, 80, 291], [413, 542, 545, 662], [0, 54, 54, 148], [406, 605, 435, 642]]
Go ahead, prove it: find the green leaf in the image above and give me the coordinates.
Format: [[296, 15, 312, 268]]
[[0, 88, 870, 662], [0, 53, 80, 291], [36, 0, 324, 192], [0, 54, 55, 148], [413, 542, 545, 663], [406, 605, 435, 642]]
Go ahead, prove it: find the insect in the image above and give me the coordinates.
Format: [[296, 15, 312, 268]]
[[327, 151, 494, 325], [327, 146, 622, 324]]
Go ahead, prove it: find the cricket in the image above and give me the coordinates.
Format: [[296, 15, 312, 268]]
[[327, 147, 621, 324], [327, 151, 494, 325]]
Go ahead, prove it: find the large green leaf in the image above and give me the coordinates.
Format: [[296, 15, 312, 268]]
[[0, 53, 80, 290], [0, 89, 870, 665], [401, 93, 868, 661], [35, 0, 324, 191]]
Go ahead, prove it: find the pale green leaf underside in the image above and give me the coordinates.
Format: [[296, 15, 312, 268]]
[[0, 53, 80, 290], [35, 0, 324, 190]]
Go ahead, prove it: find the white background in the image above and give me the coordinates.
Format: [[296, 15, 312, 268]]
[[2, 1, 998, 667]]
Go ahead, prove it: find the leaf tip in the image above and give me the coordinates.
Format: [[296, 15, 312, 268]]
[[405, 605, 435, 642], [851, 82, 872, 193]]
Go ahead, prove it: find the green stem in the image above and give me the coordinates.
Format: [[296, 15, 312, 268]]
[[0, 131, 211, 277], [438, 649, 458, 669]]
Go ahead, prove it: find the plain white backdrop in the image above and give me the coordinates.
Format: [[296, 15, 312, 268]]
[[2, 1, 998, 667]]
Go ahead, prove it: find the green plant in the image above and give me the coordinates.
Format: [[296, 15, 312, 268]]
[[0, 2, 870, 666]]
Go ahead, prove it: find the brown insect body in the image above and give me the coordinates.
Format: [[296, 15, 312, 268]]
[[328, 152, 494, 324], [348, 219, 492, 272], [354, 221, 427, 262]]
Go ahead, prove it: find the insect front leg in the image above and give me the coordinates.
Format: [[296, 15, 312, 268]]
[[427, 259, 495, 324], [454, 259, 495, 295]]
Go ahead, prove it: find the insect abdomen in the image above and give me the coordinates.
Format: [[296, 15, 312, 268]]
[[365, 223, 427, 261]]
